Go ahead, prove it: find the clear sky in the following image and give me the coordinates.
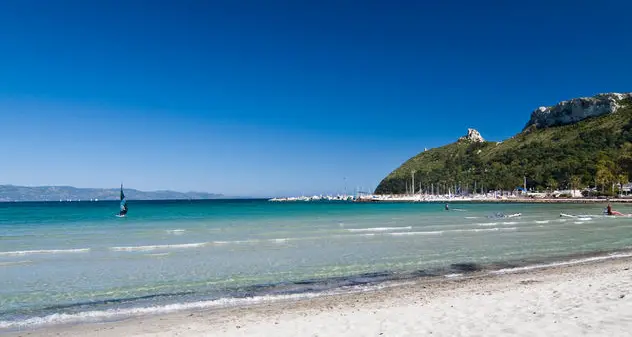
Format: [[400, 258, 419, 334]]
[[0, 0, 631, 197]]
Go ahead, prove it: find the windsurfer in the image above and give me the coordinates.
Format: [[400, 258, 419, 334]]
[[119, 204, 128, 216], [118, 184, 128, 217]]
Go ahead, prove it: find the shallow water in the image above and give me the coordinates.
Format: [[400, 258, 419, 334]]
[[1, 200, 631, 329]]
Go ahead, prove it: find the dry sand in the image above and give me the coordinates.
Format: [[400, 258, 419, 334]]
[[6, 257, 632, 337]]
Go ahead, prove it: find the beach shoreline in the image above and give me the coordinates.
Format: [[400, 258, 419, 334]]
[[6, 253, 632, 337], [270, 194, 632, 204], [355, 196, 632, 204]]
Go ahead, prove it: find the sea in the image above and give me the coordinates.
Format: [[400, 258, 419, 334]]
[[2, 199, 632, 330]]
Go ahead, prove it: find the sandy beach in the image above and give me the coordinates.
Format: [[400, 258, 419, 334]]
[[7, 255, 632, 337]]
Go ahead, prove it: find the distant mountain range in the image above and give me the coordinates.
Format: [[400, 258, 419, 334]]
[[0, 185, 224, 202]]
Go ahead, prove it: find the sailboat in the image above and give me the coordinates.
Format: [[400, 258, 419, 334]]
[[116, 184, 128, 217]]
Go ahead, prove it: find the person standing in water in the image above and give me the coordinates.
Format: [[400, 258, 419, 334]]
[[445, 203, 450, 211]]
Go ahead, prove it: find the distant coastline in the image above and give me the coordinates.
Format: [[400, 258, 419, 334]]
[[0, 198, 262, 203], [0, 185, 225, 202]]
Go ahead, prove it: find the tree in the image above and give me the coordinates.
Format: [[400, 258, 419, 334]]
[[595, 153, 616, 192], [547, 177, 559, 192], [617, 142, 632, 180], [616, 173, 629, 195], [570, 175, 583, 193]]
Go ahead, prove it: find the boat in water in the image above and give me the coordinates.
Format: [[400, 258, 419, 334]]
[[116, 184, 128, 217]]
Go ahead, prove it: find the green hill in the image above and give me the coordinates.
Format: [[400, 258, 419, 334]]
[[375, 94, 632, 195]]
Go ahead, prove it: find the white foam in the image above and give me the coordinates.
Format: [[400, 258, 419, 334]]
[[270, 238, 289, 243], [0, 292, 326, 330], [346, 226, 412, 232], [211, 239, 260, 245], [574, 221, 585, 224], [165, 229, 186, 235], [490, 252, 632, 275], [389, 230, 443, 236], [577, 217, 592, 221], [0, 281, 407, 330], [0, 248, 90, 256], [389, 227, 516, 236], [464, 216, 480, 219], [477, 221, 523, 227], [445, 273, 463, 278], [535, 220, 550, 224], [110, 243, 207, 252], [455, 227, 517, 233], [234, 239, 260, 244], [0, 260, 32, 266]]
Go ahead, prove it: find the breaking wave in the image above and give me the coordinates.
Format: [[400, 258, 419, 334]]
[[490, 252, 632, 275], [346, 226, 412, 232], [0, 248, 90, 256]]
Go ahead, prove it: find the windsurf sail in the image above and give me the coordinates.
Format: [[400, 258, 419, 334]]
[[119, 184, 128, 216]]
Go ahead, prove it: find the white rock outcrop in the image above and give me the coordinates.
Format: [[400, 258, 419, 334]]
[[524, 92, 632, 129], [458, 128, 485, 143]]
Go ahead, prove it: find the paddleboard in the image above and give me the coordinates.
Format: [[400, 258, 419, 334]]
[[605, 213, 632, 217]]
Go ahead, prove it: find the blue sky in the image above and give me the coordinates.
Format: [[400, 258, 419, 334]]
[[0, 0, 631, 197]]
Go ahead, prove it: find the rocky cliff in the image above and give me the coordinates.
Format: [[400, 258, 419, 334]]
[[524, 93, 632, 130], [458, 128, 485, 143]]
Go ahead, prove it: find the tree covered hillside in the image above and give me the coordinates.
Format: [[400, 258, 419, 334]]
[[375, 97, 632, 195]]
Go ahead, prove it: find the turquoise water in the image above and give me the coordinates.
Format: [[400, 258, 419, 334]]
[[2, 200, 632, 329]]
